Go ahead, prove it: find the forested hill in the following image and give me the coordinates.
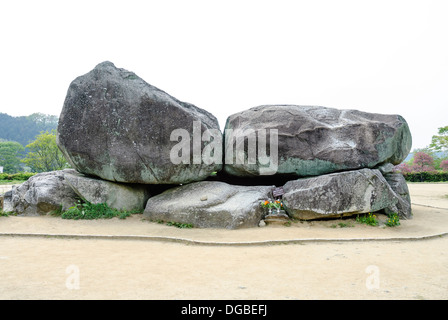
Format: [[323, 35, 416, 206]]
[[0, 112, 59, 146]]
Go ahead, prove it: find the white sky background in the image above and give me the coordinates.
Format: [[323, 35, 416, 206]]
[[0, 0, 447, 150]]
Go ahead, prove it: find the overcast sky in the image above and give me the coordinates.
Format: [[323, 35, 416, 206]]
[[1, 0, 447, 150]]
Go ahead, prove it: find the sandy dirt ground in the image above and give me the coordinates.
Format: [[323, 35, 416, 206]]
[[0, 183, 447, 300]]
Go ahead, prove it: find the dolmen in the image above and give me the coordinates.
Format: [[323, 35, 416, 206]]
[[2, 61, 413, 229]]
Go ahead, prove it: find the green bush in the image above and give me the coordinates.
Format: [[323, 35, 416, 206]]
[[59, 200, 140, 220], [402, 171, 448, 182], [0, 172, 36, 182], [156, 220, 194, 228], [165, 221, 194, 229], [385, 213, 401, 227], [0, 210, 10, 217], [356, 213, 379, 226]]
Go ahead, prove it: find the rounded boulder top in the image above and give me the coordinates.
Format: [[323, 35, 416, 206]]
[[57, 61, 222, 184]]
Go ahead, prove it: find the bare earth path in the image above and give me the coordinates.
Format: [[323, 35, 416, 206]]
[[0, 183, 447, 300]]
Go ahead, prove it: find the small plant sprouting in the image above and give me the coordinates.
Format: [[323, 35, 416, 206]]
[[331, 222, 354, 228], [154, 219, 193, 228], [356, 212, 379, 226], [0, 210, 11, 217], [165, 221, 194, 229], [385, 212, 401, 227], [58, 200, 140, 220]]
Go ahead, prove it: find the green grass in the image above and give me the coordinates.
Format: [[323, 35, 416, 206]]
[[54, 200, 141, 220], [157, 219, 194, 228], [356, 213, 379, 226], [384, 212, 401, 227], [331, 222, 354, 228], [0, 180, 26, 185], [0, 172, 36, 182], [0, 210, 11, 217]]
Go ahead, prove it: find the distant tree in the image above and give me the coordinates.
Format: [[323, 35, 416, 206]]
[[441, 160, 448, 171], [411, 152, 435, 172], [27, 113, 59, 129], [0, 141, 25, 173], [430, 126, 448, 151], [22, 130, 69, 172], [394, 162, 412, 173]]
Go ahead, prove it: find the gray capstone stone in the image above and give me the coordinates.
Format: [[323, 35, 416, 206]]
[[224, 105, 412, 178], [57, 61, 222, 184], [143, 181, 274, 229]]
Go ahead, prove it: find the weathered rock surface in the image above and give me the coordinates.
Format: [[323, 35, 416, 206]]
[[375, 163, 396, 175], [383, 172, 412, 219], [282, 168, 402, 220], [224, 105, 412, 178], [1, 190, 13, 212], [143, 181, 274, 229], [57, 61, 222, 185], [64, 171, 151, 212], [3, 170, 79, 216]]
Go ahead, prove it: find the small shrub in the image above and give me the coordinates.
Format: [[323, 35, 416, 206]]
[[403, 171, 448, 182], [49, 205, 63, 217], [385, 213, 401, 227], [0, 172, 36, 183], [60, 200, 139, 220], [356, 213, 379, 226], [165, 221, 194, 229], [339, 222, 353, 228], [0, 210, 10, 217], [330, 222, 354, 228], [155, 220, 194, 228]]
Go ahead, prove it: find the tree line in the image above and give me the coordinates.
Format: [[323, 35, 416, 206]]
[[0, 112, 58, 146], [0, 113, 69, 173]]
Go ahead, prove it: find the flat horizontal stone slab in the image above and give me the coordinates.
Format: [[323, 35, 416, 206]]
[[143, 181, 274, 229], [64, 171, 151, 212], [282, 168, 403, 220]]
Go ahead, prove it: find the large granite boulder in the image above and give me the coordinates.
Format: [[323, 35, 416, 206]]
[[282, 168, 403, 220], [224, 105, 412, 178], [64, 171, 151, 212], [57, 61, 222, 184], [3, 170, 79, 216], [143, 181, 274, 229]]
